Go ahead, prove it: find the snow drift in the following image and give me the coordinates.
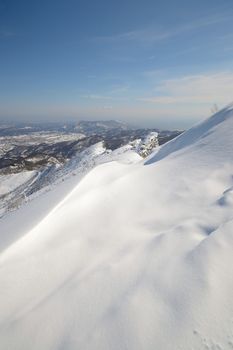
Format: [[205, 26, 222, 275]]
[[1, 105, 233, 349]]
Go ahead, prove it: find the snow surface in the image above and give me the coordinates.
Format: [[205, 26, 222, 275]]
[[1, 105, 233, 349], [0, 171, 37, 196]]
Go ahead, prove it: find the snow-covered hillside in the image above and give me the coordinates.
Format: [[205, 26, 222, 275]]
[[0, 129, 159, 218], [1, 105, 233, 350]]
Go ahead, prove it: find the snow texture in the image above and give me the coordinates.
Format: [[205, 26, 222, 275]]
[[1, 105, 233, 350]]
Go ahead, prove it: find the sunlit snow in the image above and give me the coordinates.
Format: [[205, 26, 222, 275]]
[[1, 104, 233, 349]]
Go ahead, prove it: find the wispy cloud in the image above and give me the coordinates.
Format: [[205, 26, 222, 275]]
[[94, 12, 233, 46], [109, 84, 130, 95], [80, 84, 130, 101], [80, 92, 129, 101], [81, 94, 115, 100], [96, 28, 170, 45], [0, 30, 16, 38], [140, 72, 233, 106]]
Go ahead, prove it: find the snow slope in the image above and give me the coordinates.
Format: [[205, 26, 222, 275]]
[[0, 171, 37, 196], [0, 141, 142, 218], [1, 105, 233, 349]]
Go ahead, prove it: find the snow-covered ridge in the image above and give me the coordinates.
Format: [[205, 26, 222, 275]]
[[1, 105, 233, 349], [0, 129, 161, 218], [146, 103, 233, 164]]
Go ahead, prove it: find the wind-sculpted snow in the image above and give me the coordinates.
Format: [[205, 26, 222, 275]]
[[1, 105, 233, 349]]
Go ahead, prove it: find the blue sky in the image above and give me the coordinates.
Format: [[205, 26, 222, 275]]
[[1, 0, 233, 128]]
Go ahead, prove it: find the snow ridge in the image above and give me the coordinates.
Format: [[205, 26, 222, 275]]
[[146, 102, 233, 164]]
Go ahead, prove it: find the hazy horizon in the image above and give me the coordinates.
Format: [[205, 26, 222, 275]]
[[0, 113, 200, 130]]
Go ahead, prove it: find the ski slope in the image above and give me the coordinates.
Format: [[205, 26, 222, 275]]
[[1, 105, 233, 350]]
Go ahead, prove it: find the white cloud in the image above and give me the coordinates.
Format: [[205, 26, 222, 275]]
[[140, 72, 233, 107]]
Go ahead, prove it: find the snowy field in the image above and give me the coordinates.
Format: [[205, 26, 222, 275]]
[[1, 105, 233, 349]]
